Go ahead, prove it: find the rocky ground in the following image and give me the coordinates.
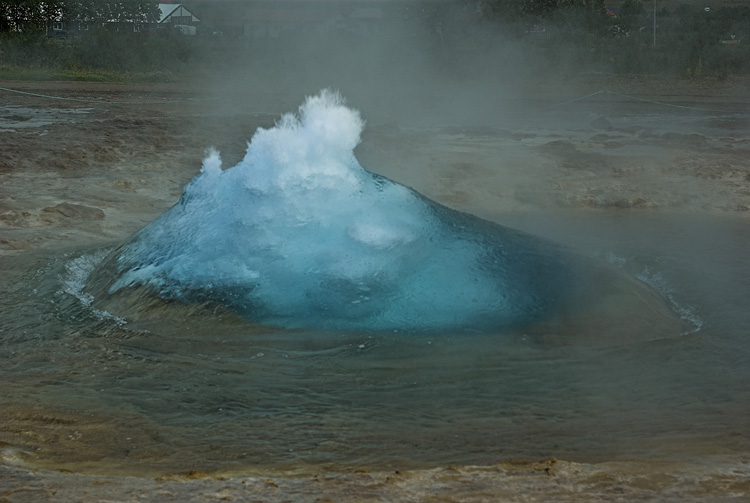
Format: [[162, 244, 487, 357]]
[[1, 76, 748, 501], [3, 456, 750, 503]]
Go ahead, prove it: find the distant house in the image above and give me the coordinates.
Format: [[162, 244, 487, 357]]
[[156, 4, 201, 35], [158, 4, 200, 27], [606, 6, 622, 17], [105, 4, 201, 34], [104, 3, 198, 33], [606, 7, 620, 18]]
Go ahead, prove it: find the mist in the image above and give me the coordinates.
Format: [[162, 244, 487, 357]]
[[166, 0, 749, 258], [184, 0, 576, 127]]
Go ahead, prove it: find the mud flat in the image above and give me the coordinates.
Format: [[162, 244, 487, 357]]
[[1, 77, 749, 256], [2, 457, 750, 502], [1, 77, 749, 501]]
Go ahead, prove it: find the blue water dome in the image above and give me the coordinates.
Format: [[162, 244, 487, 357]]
[[85, 90, 679, 336]]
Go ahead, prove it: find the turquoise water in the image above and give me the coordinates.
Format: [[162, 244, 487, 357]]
[[86, 92, 602, 334], [1, 211, 748, 476]]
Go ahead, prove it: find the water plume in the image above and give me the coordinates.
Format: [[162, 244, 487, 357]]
[[85, 90, 673, 335]]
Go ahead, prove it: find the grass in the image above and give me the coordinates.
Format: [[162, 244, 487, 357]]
[[0, 65, 177, 83], [0, 66, 124, 82]]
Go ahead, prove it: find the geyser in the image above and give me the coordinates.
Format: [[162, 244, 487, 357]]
[[85, 91, 669, 334]]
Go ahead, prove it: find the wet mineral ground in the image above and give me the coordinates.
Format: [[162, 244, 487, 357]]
[[1, 76, 749, 501]]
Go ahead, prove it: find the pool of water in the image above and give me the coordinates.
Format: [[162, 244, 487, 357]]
[[1, 210, 748, 477]]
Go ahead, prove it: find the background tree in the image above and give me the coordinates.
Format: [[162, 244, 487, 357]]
[[620, 0, 645, 18], [467, 0, 606, 27], [618, 0, 645, 31], [62, 1, 159, 25], [0, 1, 64, 32], [0, 1, 158, 32]]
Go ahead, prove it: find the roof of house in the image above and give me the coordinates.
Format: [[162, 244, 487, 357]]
[[159, 4, 200, 24]]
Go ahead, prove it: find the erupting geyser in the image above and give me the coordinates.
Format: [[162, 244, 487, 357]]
[[85, 90, 672, 334]]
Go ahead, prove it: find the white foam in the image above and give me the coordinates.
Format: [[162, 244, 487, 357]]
[[61, 251, 126, 326], [636, 267, 703, 336]]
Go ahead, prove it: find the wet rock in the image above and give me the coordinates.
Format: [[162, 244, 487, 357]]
[[1, 457, 749, 503], [2, 114, 30, 122], [39, 202, 105, 224], [0, 210, 32, 227], [538, 140, 578, 152], [661, 132, 709, 145]]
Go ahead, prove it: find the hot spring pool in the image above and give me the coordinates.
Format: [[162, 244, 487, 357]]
[[1, 212, 749, 476], [0, 92, 748, 478]]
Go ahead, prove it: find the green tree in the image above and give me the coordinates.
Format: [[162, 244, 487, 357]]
[[0, 1, 64, 32], [468, 0, 606, 25], [62, 1, 159, 24], [620, 0, 644, 18], [0, 1, 159, 32]]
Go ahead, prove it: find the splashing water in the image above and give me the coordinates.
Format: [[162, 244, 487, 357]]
[[86, 91, 657, 333]]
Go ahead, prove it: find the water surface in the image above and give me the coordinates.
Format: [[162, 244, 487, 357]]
[[1, 95, 748, 477], [1, 211, 748, 476]]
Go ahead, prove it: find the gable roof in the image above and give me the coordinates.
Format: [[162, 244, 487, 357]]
[[159, 4, 200, 24]]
